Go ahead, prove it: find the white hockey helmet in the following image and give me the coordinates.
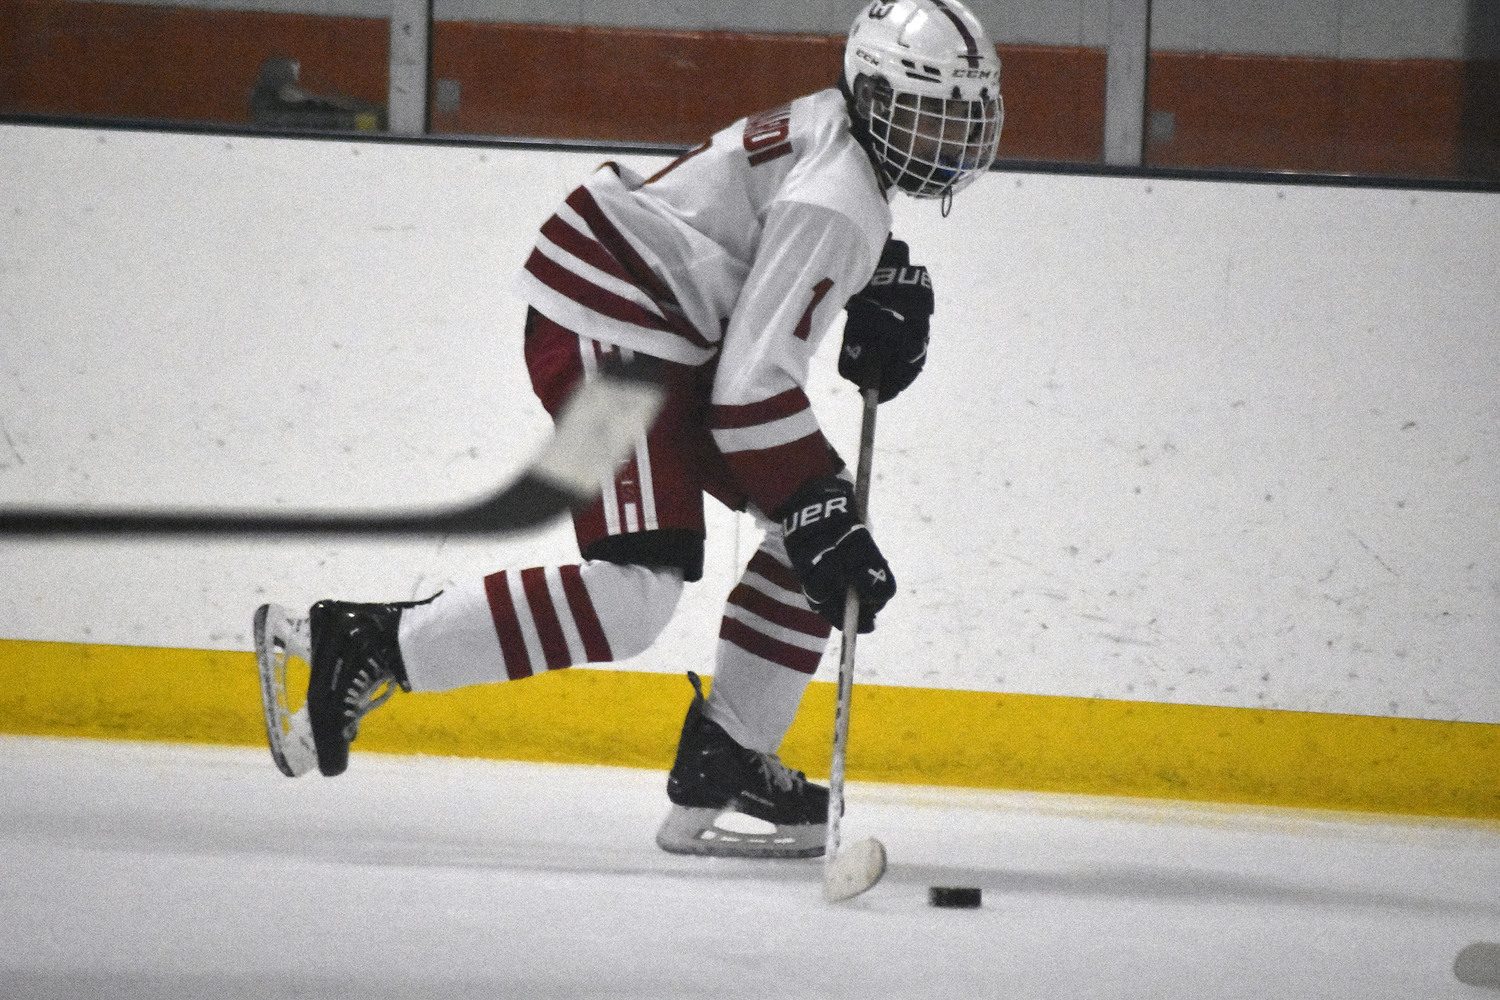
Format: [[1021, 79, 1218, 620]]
[[843, 0, 1004, 200]]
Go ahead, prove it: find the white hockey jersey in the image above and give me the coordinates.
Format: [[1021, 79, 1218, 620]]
[[518, 88, 893, 516]]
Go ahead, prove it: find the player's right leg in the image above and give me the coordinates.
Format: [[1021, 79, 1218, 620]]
[[656, 521, 835, 857]]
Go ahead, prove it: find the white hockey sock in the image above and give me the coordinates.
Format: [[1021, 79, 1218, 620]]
[[704, 537, 832, 754], [398, 561, 683, 692]]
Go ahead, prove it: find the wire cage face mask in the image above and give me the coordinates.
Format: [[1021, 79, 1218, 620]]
[[865, 84, 1003, 199], [843, 0, 1005, 202]]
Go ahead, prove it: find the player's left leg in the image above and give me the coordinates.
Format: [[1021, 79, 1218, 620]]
[[396, 560, 683, 689], [274, 558, 685, 778], [282, 314, 714, 777]]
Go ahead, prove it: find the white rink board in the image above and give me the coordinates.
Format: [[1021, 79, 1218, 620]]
[[0, 123, 1496, 722]]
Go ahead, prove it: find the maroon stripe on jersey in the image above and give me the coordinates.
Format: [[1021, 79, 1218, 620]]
[[565, 188, 715, 351], [708, 387, 811, 431], [729, 582, 831, 639], [723, 431, 840, 517], [567, 185, 675, 301], [720, 616, 824, 674], [558, 564, 613, 663], [520, 566, 572, 671], [792, 278, 835, 341], [747, 142, 792, 167], [744, 549, 806, 594], [567, 188, 703, 336], [526, 249, 676, 334], [540, 214, 634, 285], [483, 570, 534, 681], [565, 186, 679, 308], [646, 140, 711, 184]]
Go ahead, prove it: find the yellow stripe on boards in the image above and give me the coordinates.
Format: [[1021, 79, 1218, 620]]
[[1, 637, 1497, 820], [0, 639, 267, 746]]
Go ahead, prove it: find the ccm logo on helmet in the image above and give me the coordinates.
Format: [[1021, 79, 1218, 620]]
[[952, 67, 996, 79], [866, 1, 897, 18]]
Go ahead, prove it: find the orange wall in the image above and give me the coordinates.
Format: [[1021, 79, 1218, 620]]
[[1, 0, 1492, 177], [428, 21, 1105, 161], [1148, 52, 1471, 176], [0, 0, 387, 124]]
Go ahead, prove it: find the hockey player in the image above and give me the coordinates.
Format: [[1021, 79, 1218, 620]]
[[260, 0, 1003, 858]]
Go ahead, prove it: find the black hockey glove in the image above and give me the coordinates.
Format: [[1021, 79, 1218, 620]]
[[839, 237, 933, 403], [779, 475, 896, 634]]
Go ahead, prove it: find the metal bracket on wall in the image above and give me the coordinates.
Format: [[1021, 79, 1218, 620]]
[[389, 0, 433, 136], [1103, 0, 1152, 167]]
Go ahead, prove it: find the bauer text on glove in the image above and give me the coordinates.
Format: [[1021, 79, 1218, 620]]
[[839, 237, 933, 403], [779, 476, 896, 633]]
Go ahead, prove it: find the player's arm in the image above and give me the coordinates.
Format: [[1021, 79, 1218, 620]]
[[707, 199, 875, 515], [709, 200, 895, 631]]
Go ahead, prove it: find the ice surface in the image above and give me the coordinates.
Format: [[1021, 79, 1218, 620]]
[[1, 735, 1497, 998]]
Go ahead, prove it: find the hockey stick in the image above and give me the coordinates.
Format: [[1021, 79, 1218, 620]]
[[822, 385, 887, 903], [0, 354, 663, 537]]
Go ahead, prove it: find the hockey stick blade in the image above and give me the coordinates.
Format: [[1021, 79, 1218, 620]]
[[0, 354, 664, 537], [823, 836, 887, 902]]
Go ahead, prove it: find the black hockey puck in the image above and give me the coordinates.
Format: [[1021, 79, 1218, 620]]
[[928, 886, 981, 908], [1455, 942, 1500, 988]]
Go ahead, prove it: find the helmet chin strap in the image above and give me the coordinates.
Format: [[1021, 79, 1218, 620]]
[[940, 187, 954, 217]]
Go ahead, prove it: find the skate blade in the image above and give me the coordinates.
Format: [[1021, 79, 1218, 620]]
[[655, 805, 826, 859], [823, 836, 887, 902], [254, 603, 318, 777]]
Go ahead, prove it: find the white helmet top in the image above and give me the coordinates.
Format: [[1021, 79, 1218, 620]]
[[843, 0, 1004, 200]]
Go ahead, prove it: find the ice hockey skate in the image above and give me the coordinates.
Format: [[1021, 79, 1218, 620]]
[[656, 672, 829, 858], [255, 598, 422, 777]]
